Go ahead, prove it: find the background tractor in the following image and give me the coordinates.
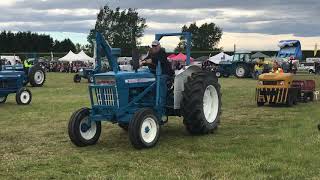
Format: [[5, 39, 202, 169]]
[[68, 32, 222, 149], [256, 73, 315, 107], [1, 58, 46, 87], [0, 66, 32, 105]]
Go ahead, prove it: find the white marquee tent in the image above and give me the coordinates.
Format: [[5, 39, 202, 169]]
[[58, 51, 78, 62], [208, 52, 233, 64], [59, 50, 94, 63], [76, 50, 95, 63]]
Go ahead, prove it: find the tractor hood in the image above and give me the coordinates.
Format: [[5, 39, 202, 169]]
[[259, 73, 293, 81], [0, 71, 25, 78]]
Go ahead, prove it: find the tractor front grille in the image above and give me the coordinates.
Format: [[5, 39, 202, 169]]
[[0, 79, 17, 89], [90, 85, 119, 107], [256, 88, 288, 103]]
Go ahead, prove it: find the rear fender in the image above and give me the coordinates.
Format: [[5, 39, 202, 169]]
[[173, 65, 202, 109]]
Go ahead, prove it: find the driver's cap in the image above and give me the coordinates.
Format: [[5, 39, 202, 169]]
[[152, 40, 160, 46]]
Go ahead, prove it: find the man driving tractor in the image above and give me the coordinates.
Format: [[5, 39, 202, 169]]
[[271, 61, 284, 73], [140, 40, 174, 76]]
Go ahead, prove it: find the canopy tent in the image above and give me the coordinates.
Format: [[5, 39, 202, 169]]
[[167, 54, 177, 59], [208, 52, 233, 64], [251, 52, 270, 59], [58, 51, 78, 62], [170, 53, 194, 62], [59, 50, 94, 63], [76, 50, 95, 63]]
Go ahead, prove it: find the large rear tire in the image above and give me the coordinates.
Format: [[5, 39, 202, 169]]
[[68, 108, 101, 147], [235, 64, 248, 78], [28, 64, 46, 87], [128, 108, 160, 149], [181, 71, 221, 135]]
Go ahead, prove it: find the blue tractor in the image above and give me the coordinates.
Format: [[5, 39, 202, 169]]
[[0, 66, 32, 105], [1, 57, 46, 87], [68, 32, 222, 149]]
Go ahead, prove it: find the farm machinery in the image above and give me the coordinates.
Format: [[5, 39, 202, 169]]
[[68, 32, 222, 149], [256, 73, 315, 107]]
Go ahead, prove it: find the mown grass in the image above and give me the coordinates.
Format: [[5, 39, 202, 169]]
[[0, 73, 319, 179]]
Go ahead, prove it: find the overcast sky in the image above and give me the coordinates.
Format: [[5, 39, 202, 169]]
[[0, 0, 319, 51]]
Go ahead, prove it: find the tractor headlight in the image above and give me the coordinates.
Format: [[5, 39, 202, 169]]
[[258, 81, 263, 85], [278, 81, 285, 85]]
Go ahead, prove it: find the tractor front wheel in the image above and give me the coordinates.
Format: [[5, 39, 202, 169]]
[[128, 108, 160, 149], [73, 74, 81, 83], [181, 71, 221, 135], [0, 96, 7, 104], [16, 88, 32, 105], [68, 108, 101, 147]]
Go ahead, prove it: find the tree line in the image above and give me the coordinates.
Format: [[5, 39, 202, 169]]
[[0, 5, 223, 56], [0, 31, 76, 53]]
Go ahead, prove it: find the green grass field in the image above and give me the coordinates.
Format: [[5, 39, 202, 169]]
[[0, 73, 319, 179]]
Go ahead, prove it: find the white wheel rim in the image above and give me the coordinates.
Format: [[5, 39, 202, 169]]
[[20, 91, 30, 104], [203, 85, 219, 123], [0, 97, 5, 102], [90, 77, 93, 82], [79, 117, 97, 140], [140, 117, 158, 143], [216, 72, 221, 77], [34, 70, 44, 84], [236, 67, 245, 77]]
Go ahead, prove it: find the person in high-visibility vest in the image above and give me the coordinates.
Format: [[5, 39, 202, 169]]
[[23, 59, 33, 74], [271, 61, 284, 73]]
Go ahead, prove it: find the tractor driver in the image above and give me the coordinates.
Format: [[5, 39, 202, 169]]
[[23, 59, 33, 74], [140, 40, 174, 77], [271, 61, 284, 73]]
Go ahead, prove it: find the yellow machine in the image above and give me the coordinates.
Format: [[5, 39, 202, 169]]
[[256, 73, 298, 106]]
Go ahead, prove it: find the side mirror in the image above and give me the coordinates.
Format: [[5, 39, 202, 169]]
[[132, 49, 140, 72]]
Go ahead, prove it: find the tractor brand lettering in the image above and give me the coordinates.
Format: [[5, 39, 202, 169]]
[[125, 78, 156, 84]]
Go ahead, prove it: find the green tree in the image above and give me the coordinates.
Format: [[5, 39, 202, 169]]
[[88, 5, 147, 56], [176, 22, 223, 51]]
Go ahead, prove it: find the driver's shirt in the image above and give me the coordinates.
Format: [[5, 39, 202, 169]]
[[144, 48, 174, 76]]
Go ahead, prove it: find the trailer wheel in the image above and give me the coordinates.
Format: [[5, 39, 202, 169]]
[[15, 88, 32, 105], [118, 123, 129, 131], [128, 108, 160, 149], [286, 95, 294, 107], [0, 96, 7, 104], [235, 64, 248, 78], [68, 108, 101, 147], [257, 102, 264, 107], [308, 92, 314, 101], [181, 71, 221, 135], [73, 74, 81, 83], [29, 65, 46, 87]]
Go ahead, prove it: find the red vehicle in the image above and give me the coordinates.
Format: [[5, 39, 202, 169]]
[[292, 80, 315, 102]]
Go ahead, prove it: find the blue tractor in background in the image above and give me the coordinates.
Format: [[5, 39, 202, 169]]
[[68, 32, 222, 149], [0, 64, 33, 105]]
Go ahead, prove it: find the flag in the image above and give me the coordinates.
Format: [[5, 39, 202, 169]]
[[314, 43, 318, 56]]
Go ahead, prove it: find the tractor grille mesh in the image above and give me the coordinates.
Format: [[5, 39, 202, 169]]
[[93, 87, 118, 107], [0, 79, 17, 89]]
